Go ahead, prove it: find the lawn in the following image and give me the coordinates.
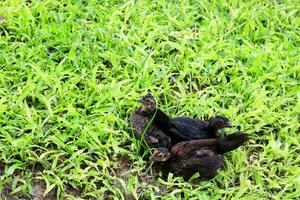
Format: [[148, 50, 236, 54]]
[[0, 0, 299, 199]]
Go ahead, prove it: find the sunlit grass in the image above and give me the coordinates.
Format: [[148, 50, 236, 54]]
[[0, 0, 299, 199]]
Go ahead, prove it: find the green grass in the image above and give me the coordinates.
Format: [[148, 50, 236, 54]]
[[0, 0, 299, 199]]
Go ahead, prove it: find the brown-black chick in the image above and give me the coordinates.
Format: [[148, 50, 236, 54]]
[[131, 94, 171, 161], [157, 132, 249, 180]]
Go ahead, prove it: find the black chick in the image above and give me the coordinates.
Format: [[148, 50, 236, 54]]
[[164, 115, 232, 144], [157, 132, 249, 180], [140, 93, 232, 144], [131, 94, 171, 161]]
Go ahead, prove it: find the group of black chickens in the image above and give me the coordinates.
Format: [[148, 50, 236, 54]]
[[131, 93, 249, 180]]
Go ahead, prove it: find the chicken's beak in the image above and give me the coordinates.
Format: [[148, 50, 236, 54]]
[[150, 149, 159, 161], [137, 98, 145, 104], [225, 122, 232, 128], [149, 155, 156, 161]]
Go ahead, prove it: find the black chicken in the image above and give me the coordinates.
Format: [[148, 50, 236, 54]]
[[131, 94, 171, 161], [138, 93, 232, 145], [163, 115, 232, 144], [157, 132, 249, 180]]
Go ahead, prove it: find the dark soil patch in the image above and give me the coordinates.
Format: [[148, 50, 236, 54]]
[[31, 179, 58, 200], [65, 183, 84, 198]]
